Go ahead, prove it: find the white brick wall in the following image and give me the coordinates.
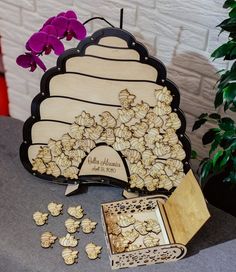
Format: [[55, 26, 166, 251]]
[[0, 0, 228, 160]]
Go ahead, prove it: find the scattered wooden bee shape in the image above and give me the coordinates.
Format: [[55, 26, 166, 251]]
[[110, 234, 129, 253], [119, 89, 136, 109], [37, 146, 52, 163], [81, 218, 97, 234], [40, 231, 57, 248], [117, 214, 136, 227], [143, 233, 160, 247], [99, 111, 117, 128], [47, 202, 63, 216], [122, 229, 139, 243], [67, 205, 84, 219], [129, 174, 145, 189], [48, 139, 62, 157], [32, 158, 46, 174], [33, 211, 49, 226], [62, 248, 79, 265], [85, 243, 102, 259], [134, 220, 148, 235], [126, 243, 141, 252], [63, 166, 79, 179], [46, 161, 61, 178], [75, 111, 96, 128], [65, 218, 80, 234], [107, 222, 121, 236], [145, 219, 161, 234], [59, 233, 78, 247]]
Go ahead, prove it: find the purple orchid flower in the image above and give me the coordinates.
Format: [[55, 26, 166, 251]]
[[16, 52, 46, 72], [52, 10, 86, 41], [27, 25, 64, 55]]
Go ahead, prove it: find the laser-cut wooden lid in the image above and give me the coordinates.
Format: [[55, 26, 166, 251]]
[[164, 170, 210, 245]]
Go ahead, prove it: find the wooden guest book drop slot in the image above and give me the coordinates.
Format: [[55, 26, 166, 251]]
[[20, 27, 191, 196]]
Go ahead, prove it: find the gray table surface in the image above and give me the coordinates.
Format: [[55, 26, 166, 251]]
[[0, 116, 236, 272]]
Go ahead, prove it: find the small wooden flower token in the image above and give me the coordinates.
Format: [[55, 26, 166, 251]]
[[40, 231, 57, 248], [62, 248, 79, 265], [85, 243, 102, 259], [47, 202, 63, 216], [33, 211, 49, 226], [65, 218, 80, 233], [81, 218, 97, 234], [67, 205, 84, 219], [59, 233, 78, 247]]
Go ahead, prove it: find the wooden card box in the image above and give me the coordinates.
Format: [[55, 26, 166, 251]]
[[101, 170, 210, 269]]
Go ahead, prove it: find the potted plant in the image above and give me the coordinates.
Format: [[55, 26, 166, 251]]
[[192, 0, 236, 216]]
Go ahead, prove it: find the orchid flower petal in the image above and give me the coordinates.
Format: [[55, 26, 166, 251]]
[[28, 32, 48, 53], [33, 54, 47, 71], [65, 10, 77, 19], [42, 16, 55, 29], [16, 54, 32, 68], [52, 16, 68, 38], [41, 25, 57, 37], [69, 19, 86, 40], [57, 12, 66, 17], [48, 35, 65, 55]]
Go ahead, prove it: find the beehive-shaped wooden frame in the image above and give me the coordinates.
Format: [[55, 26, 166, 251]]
[[20, 27, 191, 194]]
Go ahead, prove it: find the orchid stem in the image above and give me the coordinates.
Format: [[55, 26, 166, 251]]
[[83, 17, 115, 28]]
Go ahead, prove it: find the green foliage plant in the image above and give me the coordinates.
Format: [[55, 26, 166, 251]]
[[192, 0, 236, 184]]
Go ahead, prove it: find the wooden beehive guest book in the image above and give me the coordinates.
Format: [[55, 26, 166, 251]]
[[20, 27, 191, 195], [101, 170, 210, 269]]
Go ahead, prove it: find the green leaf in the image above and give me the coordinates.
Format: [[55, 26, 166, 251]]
[[209, 140, 219, 155], [229, 7, 236, 17], [211, 43, 234, 59], [209, 113, 221, 120], [223, 0, 236, 9], [230, 61, 236, 71], [230, 45, 236, 59], [220, 133, 236, 148], [198, 113, 208, 119], [220, 149, 231, 168], [213, 150, 224, 167], [191, 150, 198, 159], [214, 89, 224, 108], [218, 71, 236, 90], [200, 160, 212, 182], [223, 83, 236, 103], [192, 118, 207, 131], [202, 129, 219, 145], [219, 117, 235, 130], [224, 100, 232, 111], [218, 18, 236, 32]]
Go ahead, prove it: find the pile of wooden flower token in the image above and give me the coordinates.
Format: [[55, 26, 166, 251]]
[[33, 202, 102, 265], [106, 214, 161, 253]]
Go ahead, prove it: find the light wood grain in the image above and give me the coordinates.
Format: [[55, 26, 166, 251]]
[[85, 45, 140, 60], [98, 36, 128, 47], [49, 74, 162, 106], [66, 56, 158, 81], [164, 170, 210, 245]]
